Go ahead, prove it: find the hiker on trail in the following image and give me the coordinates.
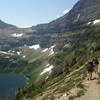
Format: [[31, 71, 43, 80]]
[[93, 57, 99, 73], [87, 59, 94, 80]]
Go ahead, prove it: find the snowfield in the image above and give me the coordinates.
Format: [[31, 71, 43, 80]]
[[42, 48, 49, 53], [49, 48, 54, 56], [87, 19, 100, 25], [93, 19, 100, 24], [87, 22, 92, 25], [12, 33, 23, 37], [40, 65, 54, 75], [42, 45, 56, 55], [17, 51, 21, 55], [49, 45, 56, 56], [0, 51, 13, 55], [29, 44, 40, 50], [23, 55, 26, 58]]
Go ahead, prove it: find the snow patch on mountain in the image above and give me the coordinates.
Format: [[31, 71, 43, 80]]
[[0, 51, 13, 55], [77, 14, 80, 21], [40, 65, 54, 75], [49, 45, 56, 56], [93, 19, 100, 24], [12, 33, 23, 37], [42, 48, 49, 53], [87, 22, 92, 25], [74, 14, 80, 22], [17, 51, 21, 55], [29, 44, 40, 50], [49, 49, 54, 56], [45, 64, 50, 67], [23, 55, 26, 58], [45, 76, 49, 80]]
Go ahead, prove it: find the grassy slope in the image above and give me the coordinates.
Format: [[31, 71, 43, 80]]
[[19, 49, 51, 85]]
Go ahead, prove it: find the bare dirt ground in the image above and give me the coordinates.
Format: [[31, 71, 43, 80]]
[[75, 79, 100, 100]]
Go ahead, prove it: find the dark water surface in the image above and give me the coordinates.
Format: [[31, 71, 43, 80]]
[[0, 74, 26, 98]]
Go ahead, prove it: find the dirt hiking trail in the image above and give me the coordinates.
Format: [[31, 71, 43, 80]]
[[75, 61, 100, 100]]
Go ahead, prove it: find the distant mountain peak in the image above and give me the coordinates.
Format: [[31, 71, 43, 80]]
[[0, 19, 17, 29]]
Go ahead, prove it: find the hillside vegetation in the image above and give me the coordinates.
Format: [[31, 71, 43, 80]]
[[14, 24, 100, 100]]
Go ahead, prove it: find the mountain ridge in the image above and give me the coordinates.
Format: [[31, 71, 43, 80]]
[[1, 0, 100, 34], [0, 0, 100, 48], [31, 0, 100, 34], [0, 19, 17, 29]]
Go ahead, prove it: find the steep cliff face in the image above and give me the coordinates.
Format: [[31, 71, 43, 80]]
[[68, 0, 100, 23]]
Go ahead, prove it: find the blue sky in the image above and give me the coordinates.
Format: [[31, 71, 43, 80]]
[[0, 0, 78, 28]]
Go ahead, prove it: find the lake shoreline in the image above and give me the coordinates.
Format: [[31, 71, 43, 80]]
[[0, 74, 26, 98]]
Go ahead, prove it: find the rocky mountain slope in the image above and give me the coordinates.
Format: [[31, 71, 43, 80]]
[[0, 0, 100, 48], [0, 20, 32, 38], [31, 0, 100, 33], [0, 20, 33, 50], [29, 0, 100, 47], [0, 20, 17, 29]]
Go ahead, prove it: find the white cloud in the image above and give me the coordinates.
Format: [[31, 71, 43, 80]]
[[62, 9, 70, 15]]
